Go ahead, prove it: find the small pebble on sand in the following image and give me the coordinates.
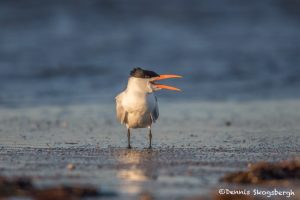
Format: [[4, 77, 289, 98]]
[[225, 121, 231, 126]]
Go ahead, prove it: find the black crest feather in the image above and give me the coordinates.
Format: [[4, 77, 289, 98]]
[[130, 67, 159, 78]]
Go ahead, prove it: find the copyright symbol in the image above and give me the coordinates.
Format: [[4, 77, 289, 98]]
[[219, 189, 225, 195]]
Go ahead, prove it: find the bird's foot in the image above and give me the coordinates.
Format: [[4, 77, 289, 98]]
[[127, 145, 132, 149], [148, 145, 152, 149]]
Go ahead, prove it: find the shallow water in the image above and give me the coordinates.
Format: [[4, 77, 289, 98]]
[[1, 0, 300, 107]]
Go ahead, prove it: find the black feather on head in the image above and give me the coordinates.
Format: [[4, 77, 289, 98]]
[[130, 67, 159, 78]]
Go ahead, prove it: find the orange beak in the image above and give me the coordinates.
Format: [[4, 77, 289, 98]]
[[151, 74, 182, 91]]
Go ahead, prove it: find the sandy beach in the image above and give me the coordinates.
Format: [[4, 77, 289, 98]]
[[1, 100, 299, 199]]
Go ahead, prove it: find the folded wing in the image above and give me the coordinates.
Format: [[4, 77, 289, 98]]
[[115, 93, 127, 124], [150, 95, 159, 123]]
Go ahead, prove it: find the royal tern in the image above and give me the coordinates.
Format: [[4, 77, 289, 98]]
[[115, 67, 182, 148]]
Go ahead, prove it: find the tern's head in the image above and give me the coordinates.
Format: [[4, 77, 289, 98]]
[[127, 67, 182, 93]]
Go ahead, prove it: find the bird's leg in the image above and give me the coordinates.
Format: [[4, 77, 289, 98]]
[[127, 128, 131, 149], [148, 128, 152, 149]]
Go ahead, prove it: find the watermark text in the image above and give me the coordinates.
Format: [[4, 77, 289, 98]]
[[218, 188, 295, 198]]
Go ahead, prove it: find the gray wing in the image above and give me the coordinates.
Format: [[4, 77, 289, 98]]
[[115, 93, 127, 124], [150, 95, 159, 123]]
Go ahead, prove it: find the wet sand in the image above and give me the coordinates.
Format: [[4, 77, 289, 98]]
[[1, 100, 299, 199]]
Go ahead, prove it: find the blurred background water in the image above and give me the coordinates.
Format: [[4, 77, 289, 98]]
[[0, 0, 300, 107]]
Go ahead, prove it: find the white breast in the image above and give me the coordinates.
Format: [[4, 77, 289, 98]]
[[115, 77, 159, 129], [123, 93, 154, 128]]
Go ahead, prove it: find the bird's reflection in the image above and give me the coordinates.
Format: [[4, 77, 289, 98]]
[[118, 168, 148, 181], [114, 149, 156, 194]]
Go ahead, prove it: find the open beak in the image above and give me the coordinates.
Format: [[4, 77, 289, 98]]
[[151, 74, 182, 91]]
